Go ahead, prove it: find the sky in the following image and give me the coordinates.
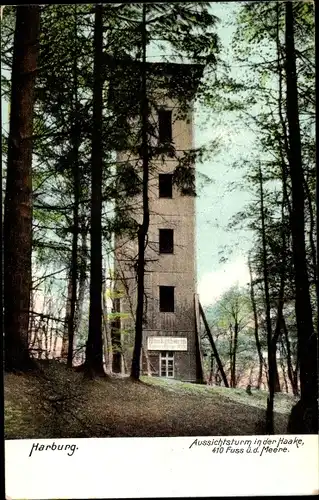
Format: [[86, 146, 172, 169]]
[[195, 2, 254, 305], [1, 3, 255, 308]]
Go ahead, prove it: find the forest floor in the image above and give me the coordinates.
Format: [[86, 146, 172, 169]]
[[5, 361, 297, 439]]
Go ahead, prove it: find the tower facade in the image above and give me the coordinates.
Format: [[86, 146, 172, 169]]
[[113, 63, 203, 382]]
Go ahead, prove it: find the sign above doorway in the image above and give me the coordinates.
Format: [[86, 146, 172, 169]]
[[147, 336, 188, 351]]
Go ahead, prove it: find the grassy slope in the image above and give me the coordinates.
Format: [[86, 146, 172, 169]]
[[5, 362, 297, 439]]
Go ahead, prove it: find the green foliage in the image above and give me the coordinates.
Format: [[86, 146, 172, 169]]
[[107, 312, 132, 321], [204, 285, 257, 386], [104, 287, 125, 300]]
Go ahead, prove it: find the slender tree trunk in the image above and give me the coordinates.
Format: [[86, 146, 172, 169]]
[[4, 6, 40, 372], [102, 320, 110, 374], [231, 321, 239, 388], [285, 1, 318, 434], [102, 268, 113, 374], [272, 302, 282, 395], [272, 284, 285, 395], [272, 190, 290, 395], [61, 270, 72, 359], [28, 290, 35, 347], [276, 1, 292, 220], [208, 353, 214, 384], [282, 317, 299, 396], [303, 178, 318, 297], [48, 319, 53, 355], [199, 302, 229, 388], [293, 354, 299, 396], [111, 297, 122, 373], [131, 4, 149, 381], [229, 324, 233, 387], [84, 4, 105, 377], [248, 366, 254, 386], [142, 345, 151, 376], [44, 319, 49, 359], [280, 336, 290, 394], [259, 165, 275, 434], [273, 345, 281, 393], [37, 328, 43, 359], [53, 333, 58, 358], [248, 253, 263, 389], [67, 5, 80, 368], [280, 351, 289, 394], [29, 324, 37, 351], [74, 224, 87, 333], [275, 6, 296, 396]]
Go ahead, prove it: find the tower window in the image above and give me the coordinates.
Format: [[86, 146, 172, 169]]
[[159, 286, 175, 312], [158, 109, 172, 143], [159, 229, 174, 254], [159, 174, 173, 198]]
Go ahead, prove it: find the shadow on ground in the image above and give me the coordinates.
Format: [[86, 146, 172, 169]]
[[5, 360, 297, 439]]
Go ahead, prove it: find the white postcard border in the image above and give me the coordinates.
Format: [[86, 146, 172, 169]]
[[5, 434, 319, 499]]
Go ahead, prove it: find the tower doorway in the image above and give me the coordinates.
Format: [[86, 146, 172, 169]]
[[159, 351, 174, 378]]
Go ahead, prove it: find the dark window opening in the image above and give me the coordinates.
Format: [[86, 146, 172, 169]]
[[158, 109, 172, 143], [159, 229, 174, 254], [159, 286, 175, 312], [159, 174, 173, 198]]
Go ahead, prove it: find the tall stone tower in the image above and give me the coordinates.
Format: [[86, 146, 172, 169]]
[[113, 62, 204, 382]]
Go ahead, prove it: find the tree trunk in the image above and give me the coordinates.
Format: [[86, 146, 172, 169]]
[[272, 189, 290, 395], [231, 321, 239, 388], [142, 345, 151, 376], [274, 3, 305, 398], [259, 164, 275, 434], [44, 319, 49, 359], [111, 297, 122, 373], [285, 1, 318, 434], [28, 291, 35, 347], [131, 4, 149, 381], [37, 328, 43, 359], [102, 323, 110, 374], [272, 295, 283, 395], [29, 322, 37, 351], [282, 317, 299, 396], [52, 333, 58, 358], [248, 253, 263, 389], [74, 224, 88, 334], [67, 5, 80, 368], [199, 302, 229, 388], [280, 352, 289, 394], [48, 319, 53, 355], [273, 346, 281, 393], [194, 293, 205, 384], [61, 269, 72, 359], [276, 1, 292, 221], [4, 6, 40, 372], [208, 353, 214, 384], [280, 337, 289, 394], [293, 353, 299, 397], [229, 324, 234, 388], [303, 177, 318, 298], [102, 268, 113, 374], [84, 3, 105, 377]]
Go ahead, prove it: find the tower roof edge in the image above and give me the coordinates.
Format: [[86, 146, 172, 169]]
[[107, 58, 205, 108]]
